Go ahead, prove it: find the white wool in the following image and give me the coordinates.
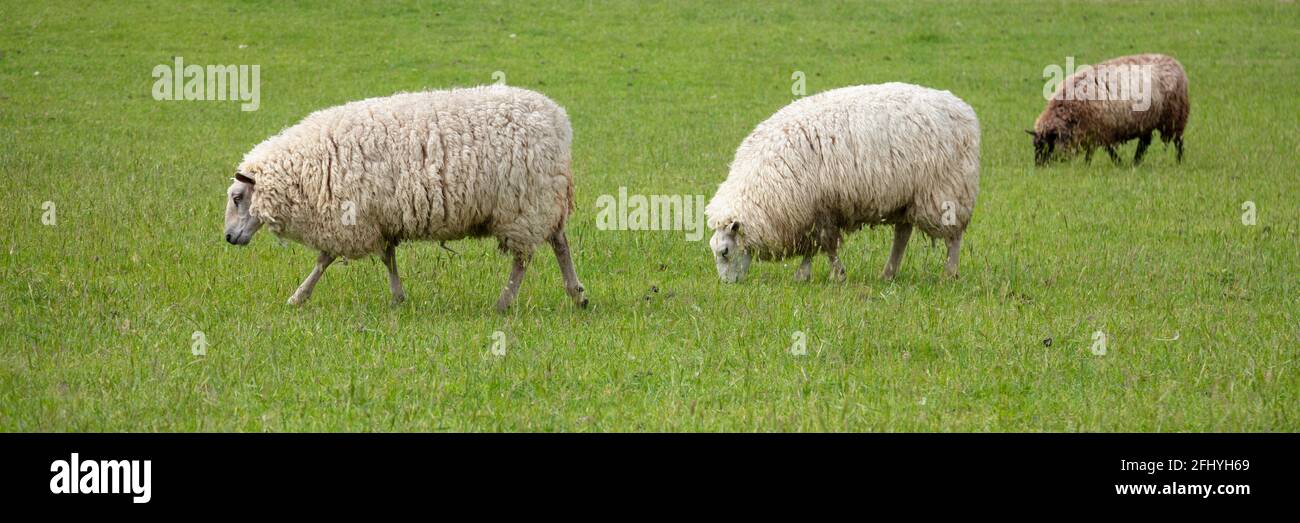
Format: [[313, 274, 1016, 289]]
[[239, 85, 575, 259], [706, 83, 980, 260]]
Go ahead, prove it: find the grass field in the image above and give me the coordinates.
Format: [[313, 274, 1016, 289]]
[[1, 1, 1296, 431]]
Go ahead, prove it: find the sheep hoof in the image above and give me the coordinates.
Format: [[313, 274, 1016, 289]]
[[390, 294, 406, 307], [794, 268, 811, 282], [287, 295, 306, 306]]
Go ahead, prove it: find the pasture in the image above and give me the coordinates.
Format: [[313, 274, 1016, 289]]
[[1, 1, 1296, 431]]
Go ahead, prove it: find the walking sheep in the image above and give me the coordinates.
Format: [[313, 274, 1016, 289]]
[[223, 85, 589, 311], [705, 83, 980, 283], [1029, 53, 1188, 166]]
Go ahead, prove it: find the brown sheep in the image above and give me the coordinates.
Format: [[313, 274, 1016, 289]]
[[1029, 54, 1188, 166]]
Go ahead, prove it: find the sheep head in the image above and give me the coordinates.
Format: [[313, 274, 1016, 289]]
[[709, 221, 751, 283], [1027, 128, 1059, 166], [1030, 103, 1082, 166], [224, 173, 262, 245]]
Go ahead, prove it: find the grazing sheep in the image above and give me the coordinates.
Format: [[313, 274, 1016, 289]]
[[705, 83, 980, 283], [223, 85, 589, 311], [1029, 53, 1189, 166]]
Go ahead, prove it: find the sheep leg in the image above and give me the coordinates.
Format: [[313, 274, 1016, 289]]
[[1105, 146, 1122, 165], [288, 252, 336, 306], [381, 243, 405, 306], [944, 234, 963, 279], [495, 252, 531, 312], [828, 255, 846, 283], [1174, 136, 1184, 163], [882, 223, 913, 280], [794, 256, 813, 282], [820, 229, 846, 283], [549, 231, 589, 309], [1084, 147, 1094, 164], [816, 226, 847, 279], [1133, 133, 1153, 166]]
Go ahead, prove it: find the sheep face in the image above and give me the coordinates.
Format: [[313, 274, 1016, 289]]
[[224, 174, 262, 245], [709, 222, 751, 283], [1029, 129, 1058, 166]]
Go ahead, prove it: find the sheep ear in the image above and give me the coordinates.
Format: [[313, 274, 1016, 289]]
[[1024, 129, 1037, 137], [234, 173, 256, 185]]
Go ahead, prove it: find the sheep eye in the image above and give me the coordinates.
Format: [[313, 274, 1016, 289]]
[[233, 195, 242, 204]]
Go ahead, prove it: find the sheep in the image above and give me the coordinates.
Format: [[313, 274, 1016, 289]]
[[1029, 53, 1189, 166], [705, 83, 980, 284], [223, 85, 589, 311]]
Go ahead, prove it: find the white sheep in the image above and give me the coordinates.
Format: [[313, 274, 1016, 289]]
[[223, 85, 588, 311], [705, 83, 980, 283]]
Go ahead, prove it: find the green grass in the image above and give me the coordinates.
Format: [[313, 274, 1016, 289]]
[[1, 0, 1296, 431]]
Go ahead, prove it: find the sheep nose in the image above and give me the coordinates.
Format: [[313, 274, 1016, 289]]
[[225, 233, 234, 244]]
